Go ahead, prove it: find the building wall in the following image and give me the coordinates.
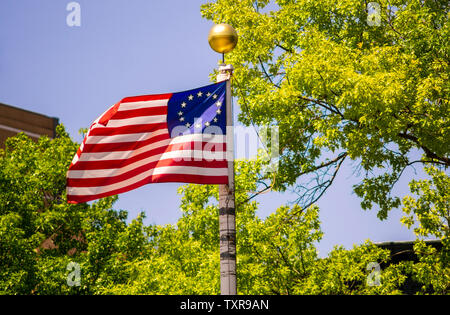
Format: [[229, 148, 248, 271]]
[[0, 103, 59, 147]]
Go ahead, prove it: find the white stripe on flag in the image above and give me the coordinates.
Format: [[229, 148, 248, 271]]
[[169, 134, 226, 144], [85, 129, 169, 144], [118, 99, 169, 111], [106, 115, 166, 128]]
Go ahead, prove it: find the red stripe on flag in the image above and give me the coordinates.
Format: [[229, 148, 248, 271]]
[[98, 102, 121, 126], [120, 93, 172, 103]]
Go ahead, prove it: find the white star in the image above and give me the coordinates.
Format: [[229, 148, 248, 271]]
[[197, 91, 203, 97], [181, 102, 186, 108], [179, 117, 185, 122], [216, 109, 222, 114], [213, 117, 218, 123], [205, 121, 210, 127], [185, 122, 191, 127], [188, 95, 194, 101], [195, 123, 201, 128], [212, 94, 218, 99], [216, 101, 222, 107], [206, 92, 211, 97], [178, 111, 183, 116]]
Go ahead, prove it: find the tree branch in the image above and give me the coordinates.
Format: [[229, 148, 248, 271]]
[[291, 152, 347, 215], [298, 96, 345, 120], [258, 56, 280, 89], [398, 132, 450, 166], [297, 152, 348, 177], [275, 42, 294, 54]]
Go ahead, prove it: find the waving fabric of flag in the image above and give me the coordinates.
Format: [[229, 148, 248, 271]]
[[67, 81, 228, 203]]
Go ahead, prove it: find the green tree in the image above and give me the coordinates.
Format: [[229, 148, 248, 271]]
[[201, 0, 449, 223], [99, 158, 421, 295], [0, 130, 447, 294], [0, 127, 81, 294], [0, 128, 149, 294], [400, 165, 449, 294], [201, 1, 449, 292]]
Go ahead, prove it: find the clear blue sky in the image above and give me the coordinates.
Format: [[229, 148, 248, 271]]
[[0, 0, 422, 256]]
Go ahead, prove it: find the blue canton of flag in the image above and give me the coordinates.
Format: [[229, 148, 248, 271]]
[[167, 81, 227, 136]]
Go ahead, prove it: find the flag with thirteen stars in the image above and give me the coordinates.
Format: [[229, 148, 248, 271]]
[[66, 81, 228, 203]]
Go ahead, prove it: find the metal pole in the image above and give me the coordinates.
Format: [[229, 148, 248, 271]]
[[217, 64, 236, 295]]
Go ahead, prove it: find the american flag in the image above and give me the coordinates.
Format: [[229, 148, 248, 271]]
[[66, 81, 228, 203]]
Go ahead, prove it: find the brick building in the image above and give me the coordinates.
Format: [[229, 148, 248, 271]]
[[0, 102, 59, 147]]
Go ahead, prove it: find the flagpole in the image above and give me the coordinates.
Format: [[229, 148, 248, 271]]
[[208, 23, 238, 295], [217, 64, 236, 295]]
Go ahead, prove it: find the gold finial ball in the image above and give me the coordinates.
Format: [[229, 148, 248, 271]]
[[208, 23, 238, 54]]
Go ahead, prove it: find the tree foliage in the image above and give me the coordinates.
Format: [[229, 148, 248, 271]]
[[0, 128, 146, 294], [201, 0, 449, 222], [200, 2, 449, 290], [0, 129, 447, 294]]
